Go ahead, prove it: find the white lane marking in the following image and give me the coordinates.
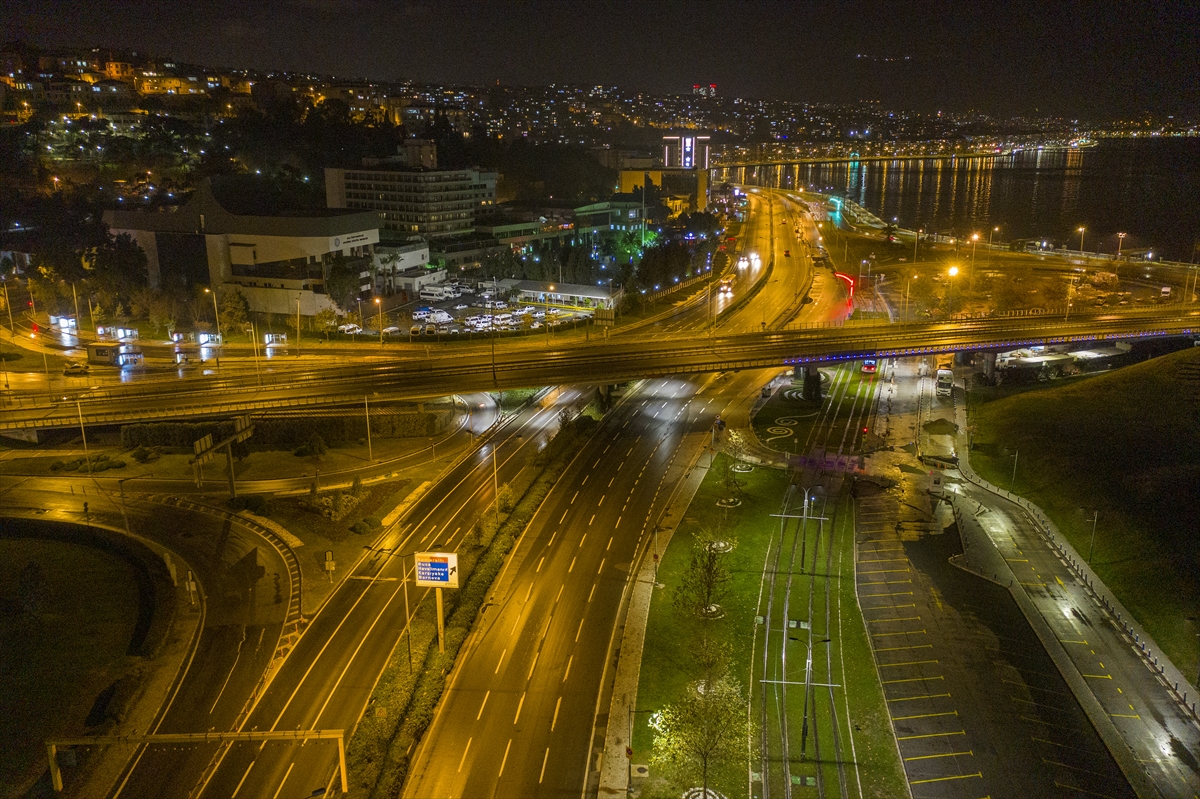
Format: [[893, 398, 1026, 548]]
[[210, 628, 247, 714], [547, 531, 557, 547], [514, 692, 525, 724], [608, 477, 615, 487], [231, 761, 255, 798], [569, 556, 576, 572], [607, 537, 613, 550], [582, 475, 589, 485], [457, 737, 473, 772], [560, 510, 568, 523], [598, 494, 605, 506], [270, 762, 294, 799], [615, 516, 621, 528], [575, 617, 585, 642], [477, 690, 491, 720], [537, 557, 544, 572], [597, 558, 605, 575], [495, 648, 506, 674], [579, 533, 587, 547], [524, 584, 533, 603], [552, 696, 562, 730], [528, 650, 540, 680], [589, 514, 595, 526], [563, 655, 574, 682], [556, 585, 564, 603], [588, 583, 597, 602], [571, 491, 578, 504], [540, 748, 550, 783]]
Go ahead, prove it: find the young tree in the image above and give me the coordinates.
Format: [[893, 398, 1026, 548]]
[[650, 671, 749, 797], [313, 308, 338, 340], [673, 530, 733, 619], [218, 286, 250, 332]]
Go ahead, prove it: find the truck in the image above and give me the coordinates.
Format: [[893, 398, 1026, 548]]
[[935, 364, 954, 396]]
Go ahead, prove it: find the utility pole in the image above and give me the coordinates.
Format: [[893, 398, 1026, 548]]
[[1087, 511, 1099, 565], [365, 396, 373, 462]]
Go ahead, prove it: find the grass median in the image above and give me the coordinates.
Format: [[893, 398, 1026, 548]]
[[632, 455, 905, 798], [966, 345, 1200, 683]]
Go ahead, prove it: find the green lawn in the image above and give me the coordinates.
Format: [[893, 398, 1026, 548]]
[[633, 456, 906, 798], [966, 346, 1200, 682], [0, 536, 143, 793]]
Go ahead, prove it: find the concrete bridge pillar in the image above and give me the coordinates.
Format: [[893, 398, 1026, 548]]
[[983, 352, 997, 382], [803, 366, 823, 402]]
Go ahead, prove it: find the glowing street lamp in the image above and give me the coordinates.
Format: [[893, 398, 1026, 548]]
[[1117, 232, 1126, 261], [375, 297, 383, 345], [1077, 226, 1086, 255], [203, 287, 221, 338], [947, 266, 959, 316]]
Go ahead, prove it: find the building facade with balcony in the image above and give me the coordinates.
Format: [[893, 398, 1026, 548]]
[[325, 166, 496, 240]]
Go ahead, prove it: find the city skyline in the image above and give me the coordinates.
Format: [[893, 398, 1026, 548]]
[[7, 0, 1199, 117]]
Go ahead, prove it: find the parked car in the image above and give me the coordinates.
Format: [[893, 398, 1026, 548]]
[[63, 361, 89, 376], [337, 323, 362, 334], [381, 326, 400, 335], [410, 325, 423, 336], [424, 324, 437, 335], [454, 304, 468, 310]]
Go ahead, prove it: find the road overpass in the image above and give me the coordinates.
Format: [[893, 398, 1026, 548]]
[[3, 306, 1196, 431]]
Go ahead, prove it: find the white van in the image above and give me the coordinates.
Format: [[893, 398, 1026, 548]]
[[420, 286, 450, 301], [494, 313, 513, 327]]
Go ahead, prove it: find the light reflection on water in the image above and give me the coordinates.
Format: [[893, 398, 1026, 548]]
[[716, 139, 1200, 261]]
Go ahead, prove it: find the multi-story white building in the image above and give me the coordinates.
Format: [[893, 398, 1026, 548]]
[[325, 166, 497, 239]]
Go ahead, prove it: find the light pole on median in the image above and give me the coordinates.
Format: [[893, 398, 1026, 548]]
[[947, 265, 959, 317], [1087, 510, 1099, 565], [204, 287, 221, 339], [375, 297, 383, 345], [1078, 226, 1086, 257], [1116, 232, 1126, 264]]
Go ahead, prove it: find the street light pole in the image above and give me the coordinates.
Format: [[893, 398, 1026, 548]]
[[1087, 511, 1099, 565], [1010, 449, 1018, 493], [375, 297, 383, 345], [1078, 227, 1086, 257], [205, 287, 221, 339], [1117, 232, 1126, 263]]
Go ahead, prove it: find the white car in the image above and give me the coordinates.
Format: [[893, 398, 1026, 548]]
[[381, 326, 400, 335], [454, 304, 468, 310], [338, 323, 362, 334]]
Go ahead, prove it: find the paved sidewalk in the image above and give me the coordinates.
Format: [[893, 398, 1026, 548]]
[[949, 383, 1200, 797]]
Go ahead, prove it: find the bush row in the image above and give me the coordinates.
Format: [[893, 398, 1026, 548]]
[[119, 410, 452, 452], [351, 415, 601, 798]]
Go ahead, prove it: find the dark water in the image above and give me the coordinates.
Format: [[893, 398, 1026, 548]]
[[716, 138, 1200, 262]]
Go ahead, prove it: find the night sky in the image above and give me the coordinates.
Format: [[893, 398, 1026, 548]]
[[9, 0, 1199, 117]]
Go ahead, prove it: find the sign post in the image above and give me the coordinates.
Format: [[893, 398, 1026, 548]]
[[415, 552, 459, 653]]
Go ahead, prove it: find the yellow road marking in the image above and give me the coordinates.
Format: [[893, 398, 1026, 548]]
[[883, 675, 945, 684], [876, 644, 934, 652], [888, 693, 951, 702], [1082, 674, 1112, 680], [878, 659, 939, 668], [897, 730, 965, 741], [892, 710, 958, 721], [874, 629, 928, 638], [1058, 639, 1088, 645], [910, 772, 982, 785], [1021, 582, 1047, 587], [904, 750, 973, 762], [1055, 575, 1065, 587], [870, 616, 922, 623], [1109, 713, 1140, 719]]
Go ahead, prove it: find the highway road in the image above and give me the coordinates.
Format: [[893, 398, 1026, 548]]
[[400, 193, 837, 798], [183, 387, 591, 799], [3, 303, 1196, 431]]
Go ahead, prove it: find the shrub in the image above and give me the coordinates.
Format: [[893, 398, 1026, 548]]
[[50, 461, 64, 471]]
